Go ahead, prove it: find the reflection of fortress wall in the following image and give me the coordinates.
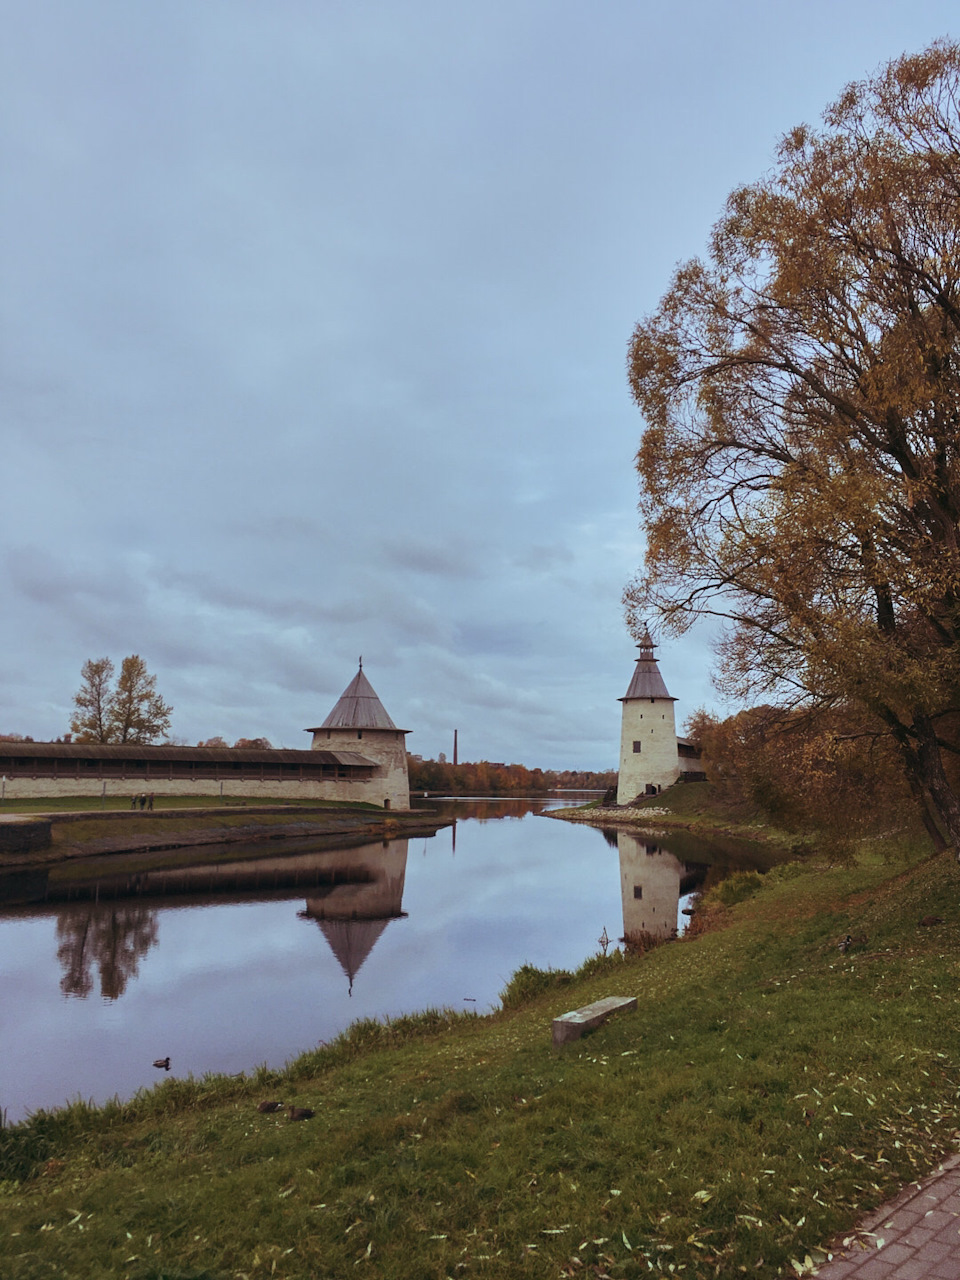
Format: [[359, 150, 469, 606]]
[[3, 838, 412, 1003], [302, 839, 408, 919], [0, 840, 410, 914], [618, 832, 683, 941], [301, 838, 409, 993]]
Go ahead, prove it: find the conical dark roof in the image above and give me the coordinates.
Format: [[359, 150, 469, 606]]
[[619, 630, 676, 702], [316, 666, 400, 731], [316, 918, 392, 992]]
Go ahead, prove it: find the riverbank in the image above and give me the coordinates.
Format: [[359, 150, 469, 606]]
[[544, 779, 800, 849], [2, 823, 958, 1279], [0, 802, 449, 867]]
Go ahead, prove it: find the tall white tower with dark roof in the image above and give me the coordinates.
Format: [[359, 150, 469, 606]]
[[306, 662, 410, 809], [617, 630, 680, 804]]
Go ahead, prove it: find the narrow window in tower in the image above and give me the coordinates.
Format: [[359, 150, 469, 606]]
[[633, 741, 642, 753], [633, 885, 642, 899]]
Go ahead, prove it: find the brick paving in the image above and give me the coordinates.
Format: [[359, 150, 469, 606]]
[[814, 1154, 960, 1278]]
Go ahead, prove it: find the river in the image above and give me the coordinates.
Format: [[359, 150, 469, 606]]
[[0, 797, 775, 1125]]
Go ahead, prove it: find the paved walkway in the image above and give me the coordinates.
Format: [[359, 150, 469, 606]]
[[814, 1153, 960, 1278]]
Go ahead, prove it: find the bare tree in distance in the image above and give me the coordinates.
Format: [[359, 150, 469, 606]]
[[70, 655, 172, 744]]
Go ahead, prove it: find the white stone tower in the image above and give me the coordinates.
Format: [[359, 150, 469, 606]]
[[616, 629, 679, 804], [306, 662, 410, 810]]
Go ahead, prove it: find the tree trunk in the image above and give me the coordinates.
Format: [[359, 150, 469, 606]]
[[886, 708, 960, 858], [910, 711, 960, 859], [906, 771, 950, 854]]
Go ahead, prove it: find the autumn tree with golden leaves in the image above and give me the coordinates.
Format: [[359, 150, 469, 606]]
[[626, 42, 960, 854], [71, 655, 172, 744]]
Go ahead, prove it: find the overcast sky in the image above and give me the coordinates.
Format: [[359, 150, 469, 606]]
[[2, 1, 957, 769]]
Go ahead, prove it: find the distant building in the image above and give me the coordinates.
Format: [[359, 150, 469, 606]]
[[0, 663, 409, 809], [616, 630, 702, 805]]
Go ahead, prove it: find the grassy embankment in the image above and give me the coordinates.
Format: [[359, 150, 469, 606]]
[[2, 797, 960, 1279], [0, 800, 438, 870], [547, 780, 801, 850]]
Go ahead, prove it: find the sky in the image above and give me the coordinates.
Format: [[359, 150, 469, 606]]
[[2, 1, 958, 770]]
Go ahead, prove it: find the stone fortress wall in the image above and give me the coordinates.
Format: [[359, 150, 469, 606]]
[[0, 664, 411, 810]]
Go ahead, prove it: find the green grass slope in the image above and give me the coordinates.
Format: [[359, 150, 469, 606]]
[[2, 838, 959, 1279], [552, 780, 796, 848]]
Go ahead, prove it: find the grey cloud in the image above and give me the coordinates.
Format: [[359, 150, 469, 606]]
[[4, 0, 938, 763], [380, 536, 483, 580], [226, 515, 329, 543], [455, 622, 535, 659], [5, 546, 121, 606], [510, 544, 575, 574]]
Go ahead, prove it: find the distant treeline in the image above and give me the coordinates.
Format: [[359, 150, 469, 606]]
[[407, 755, 616, 795]]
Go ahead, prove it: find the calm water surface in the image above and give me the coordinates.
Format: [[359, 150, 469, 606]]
[[0, 797, 773, 1123]]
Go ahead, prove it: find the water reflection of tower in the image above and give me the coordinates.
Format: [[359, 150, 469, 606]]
[[617, 832, 683, 944], [299, 839, 409, 994]]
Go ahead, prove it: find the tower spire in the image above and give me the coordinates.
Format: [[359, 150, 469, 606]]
[[620, 629, 674, 703], [636, 626, 656, 659]]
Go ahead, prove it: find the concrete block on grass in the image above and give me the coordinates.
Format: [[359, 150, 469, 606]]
[[552, 995, 637, 1046]]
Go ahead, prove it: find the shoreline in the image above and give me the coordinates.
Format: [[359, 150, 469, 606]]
[[542, 800, 788, 848], [0, 803, 450, 869]]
